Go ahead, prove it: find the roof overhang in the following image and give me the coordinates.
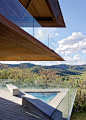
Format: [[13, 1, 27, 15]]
[[0, 14, 64, 61], [18, 0, 66, 27]]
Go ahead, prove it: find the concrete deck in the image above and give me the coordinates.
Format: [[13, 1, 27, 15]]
[[0, 88, 69, 120], [0, 89, 49, 120]]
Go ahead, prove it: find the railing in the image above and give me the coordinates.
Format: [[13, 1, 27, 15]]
[[0, 79, 76, 89], [51, 81, 77, 120], [0, 0, 56, 50]]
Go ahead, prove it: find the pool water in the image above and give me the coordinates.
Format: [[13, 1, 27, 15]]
[[27, 92, 58, 103]]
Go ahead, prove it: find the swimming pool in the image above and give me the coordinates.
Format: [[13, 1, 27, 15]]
[[27, 92, 58, 103]]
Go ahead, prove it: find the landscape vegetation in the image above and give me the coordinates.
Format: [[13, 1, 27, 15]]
[[0, 63, 86, 120]]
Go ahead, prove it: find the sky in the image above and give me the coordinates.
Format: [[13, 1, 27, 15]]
[[0, 0, 86, 66]]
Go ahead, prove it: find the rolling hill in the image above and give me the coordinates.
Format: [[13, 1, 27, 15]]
[[0, 63, 86, 76]]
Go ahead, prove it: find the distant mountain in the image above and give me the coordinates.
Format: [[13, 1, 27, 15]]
[[44, 64, 86, 71], [0, 63, 36, 69], [0, 63, 86, 76], [44, 64, 69, 70]]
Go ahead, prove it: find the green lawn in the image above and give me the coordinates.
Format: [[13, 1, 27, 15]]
[[70, 112, 86, 120]]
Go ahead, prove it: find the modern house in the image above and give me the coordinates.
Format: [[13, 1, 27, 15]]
[[0, 0, 65, 61], [0, 0, 77, 120]]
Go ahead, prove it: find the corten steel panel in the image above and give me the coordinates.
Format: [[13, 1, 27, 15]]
[[18, 0, 66, 27], [0, 14, 64, 61]]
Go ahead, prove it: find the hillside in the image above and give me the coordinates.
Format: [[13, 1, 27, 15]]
[[0, 63, 36, 69], [0, 63, 86, 76]]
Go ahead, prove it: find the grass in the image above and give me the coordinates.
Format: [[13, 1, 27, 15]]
[[70, 112, 86, 120]]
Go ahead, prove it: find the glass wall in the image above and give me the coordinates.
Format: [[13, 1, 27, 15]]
[[51, 82, 77, 120], [0, 79, 77, 89], [0, 0, 56, 50]]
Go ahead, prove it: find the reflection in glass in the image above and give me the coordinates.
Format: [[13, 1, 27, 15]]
[[0, 0, 56, 50]]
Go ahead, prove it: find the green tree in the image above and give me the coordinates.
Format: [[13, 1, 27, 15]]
[[1, 69, 10, 79], [38, 69, 57, 88]]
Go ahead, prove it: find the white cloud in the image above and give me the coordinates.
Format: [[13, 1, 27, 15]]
[[28, 61, 61, 66], [0, 61, 61, 66], [82, 50, 86, 53], [0, 61, 30, 64], [56, 32, 86, 55], [73, 54, 81, 59], [58, 32, 85, 46], [0, 61, 20, 64], [55, 33, 59, 36], [35, 28, 48, 41], [63, 54, 86, 65], [35, 28, 57, 41], [43, 28, 57, 38], [51, 42, 57, 48]]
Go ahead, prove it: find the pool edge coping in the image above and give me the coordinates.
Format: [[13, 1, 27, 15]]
[[21, 88, 69, 109]]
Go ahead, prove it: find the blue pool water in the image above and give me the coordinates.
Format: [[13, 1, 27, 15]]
[[27, 92, 58, 103]]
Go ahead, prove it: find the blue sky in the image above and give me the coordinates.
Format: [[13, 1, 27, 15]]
[[0, 0, 86, 66]]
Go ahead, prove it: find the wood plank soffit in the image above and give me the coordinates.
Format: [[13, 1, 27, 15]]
[[0, 14, 65, 61]]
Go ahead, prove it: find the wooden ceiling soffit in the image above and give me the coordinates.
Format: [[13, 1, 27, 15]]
[[18, 0, 66, 27], [0, 14, 65, 61]]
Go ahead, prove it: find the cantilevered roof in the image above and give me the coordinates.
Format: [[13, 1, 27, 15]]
[[18, 0, 66, 27], [0, 14, 64, 61]]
